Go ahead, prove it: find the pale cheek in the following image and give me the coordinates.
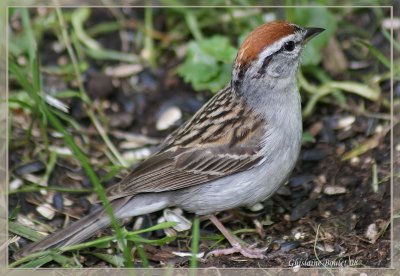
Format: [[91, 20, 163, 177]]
[[267, 61, 289, 78], [266, 55, 299, 78]]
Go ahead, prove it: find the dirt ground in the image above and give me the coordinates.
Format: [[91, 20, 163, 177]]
[[8, 6, 394, 268]]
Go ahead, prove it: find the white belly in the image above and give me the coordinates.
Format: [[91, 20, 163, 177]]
[[173, 129, 301, 215]]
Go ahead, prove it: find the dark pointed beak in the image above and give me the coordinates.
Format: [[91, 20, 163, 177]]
[[303, 27, 325, 43]]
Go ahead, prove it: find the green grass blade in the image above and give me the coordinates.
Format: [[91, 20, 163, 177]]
[[89, 252, 125, 267], [19, 255, 53, 268], [8, 221, 46, 242], [190, 217, 200, 270]]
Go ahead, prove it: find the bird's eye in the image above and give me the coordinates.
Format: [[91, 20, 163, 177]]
[[283, 41, 295, 51]]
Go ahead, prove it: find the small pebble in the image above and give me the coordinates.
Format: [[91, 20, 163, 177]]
[[52, 192, 64, 211], [15, 161, 46, 176], [36, 203, 55, 220], [9, 178, 23, 191], [105, 64, 143, 78], [50, 131, 64, 138], [133, 216, 144, 231], [122, 148, 152, 164], [248, 202, 264, 212], [23, 174, 47, 187], [172, 251, 204, 258], [364, 157, 373, 164], [290, 175, 315, 187], [382, 17, 400, 29], [280, 241, 300, 252], [365, 223, 379, 243], [323, 210, 332, 218], [63, 197, 74, 207], [294, 232, 302, 240], [156, 106, 182, 131], [163, 208, 192, 232], [375, 125, 383, 134], [331, 116, 355, 130], [17, 214, 35, 227], [164, 228, 177, 237], [324, 186, 347, 195], [87, 73, 114, 99], [133, 215, 153, 238], [171, 208, 183, 216], [324, 243, 335, 252], [276, 186, 291, 196], [49, 146, 73, 155], [350, 157, 360, 166], [317, 174, 327, 185]]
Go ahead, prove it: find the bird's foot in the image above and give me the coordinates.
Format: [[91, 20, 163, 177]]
[[208, 242, 267, 259]]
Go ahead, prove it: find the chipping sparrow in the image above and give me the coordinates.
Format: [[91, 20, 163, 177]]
[[15, 21, 324, 259]]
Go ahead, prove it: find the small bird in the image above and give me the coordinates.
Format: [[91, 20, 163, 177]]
[[15, 21, 324, 260]]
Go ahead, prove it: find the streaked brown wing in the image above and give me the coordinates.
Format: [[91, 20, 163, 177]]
[[106, 146, 262, 200], [106, 87, 266, 200]]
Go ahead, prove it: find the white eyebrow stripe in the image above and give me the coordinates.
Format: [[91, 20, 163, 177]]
[[258, 33, 297, 59]]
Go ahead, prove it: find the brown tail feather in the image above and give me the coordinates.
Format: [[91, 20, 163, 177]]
[[14, 198, 129, 259], [14, 192, 171, 259]]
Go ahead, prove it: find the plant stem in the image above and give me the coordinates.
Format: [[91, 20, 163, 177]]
[[190, 216, 200, 271]]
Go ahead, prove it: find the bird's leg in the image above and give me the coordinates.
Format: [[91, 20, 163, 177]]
[[207, 214, 267, 259]]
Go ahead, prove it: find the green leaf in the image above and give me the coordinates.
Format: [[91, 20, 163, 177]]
[[302, 132, 316, 144], [200, 36, 237, 62], [178, 36, 236, 93], [8, 91, 34, 112]]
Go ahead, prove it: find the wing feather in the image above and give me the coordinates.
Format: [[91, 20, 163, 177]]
[[106, 87, 266, 200]]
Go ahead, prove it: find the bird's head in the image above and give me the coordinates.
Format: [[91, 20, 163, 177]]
[[232, 21, 324, 90]]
